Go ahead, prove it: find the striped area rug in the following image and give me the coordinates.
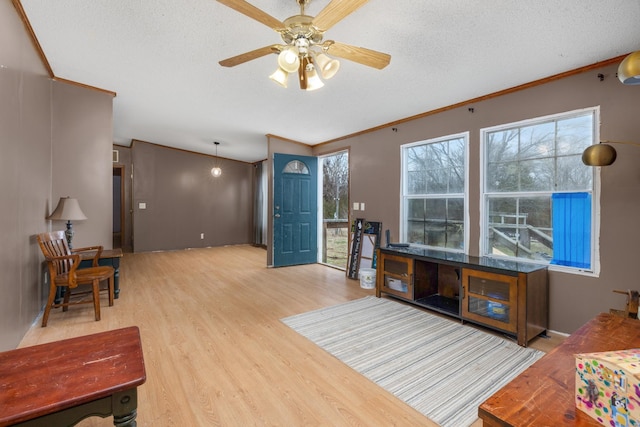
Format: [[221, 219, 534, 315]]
[[282, 296, 544, 427]]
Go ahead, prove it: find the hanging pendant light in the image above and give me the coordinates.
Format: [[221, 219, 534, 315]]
[[581, 140, 640, 167], [581, 143, 617, 166], [618, 51, 640, 85], [211, 141, 222, 177]]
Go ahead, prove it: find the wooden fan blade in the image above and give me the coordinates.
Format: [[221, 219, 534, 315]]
[[216, 0, 284, 31], [312, 0, 368, 31], [219, 45, 280, 67], [325, 41, 390, 70]]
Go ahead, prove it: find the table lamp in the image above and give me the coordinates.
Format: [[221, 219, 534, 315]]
[[47, 197, 87, 249]]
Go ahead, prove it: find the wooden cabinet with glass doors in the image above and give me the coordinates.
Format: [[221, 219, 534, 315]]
[[461, 269, 518, 334], [376, 247, 548, 347]]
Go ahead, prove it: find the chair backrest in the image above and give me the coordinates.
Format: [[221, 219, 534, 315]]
[[37, 231, 73, 275]]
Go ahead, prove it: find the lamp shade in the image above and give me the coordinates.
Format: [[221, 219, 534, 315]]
[[581, 144, 617, 166], [618, 51, 640, 85], [314, 53, 340, 79], [47, 197, 87, 221], [269, 67, 289, 88], [277, 47, 300, 73], [304, 63, 324, 91]]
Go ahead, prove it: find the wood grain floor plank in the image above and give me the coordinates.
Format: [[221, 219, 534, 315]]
[[19, 246, 439, 426]]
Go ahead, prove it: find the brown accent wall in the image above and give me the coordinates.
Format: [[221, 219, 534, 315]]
[[313, 63, 640, 334], [130, 141, 253, 252], [0, 0, 51, 350], [51, 82, 114, 249], [1, 2, 114, 350]]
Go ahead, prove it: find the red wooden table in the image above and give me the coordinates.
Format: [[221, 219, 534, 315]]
[[478, 313, 640, 426], [0, 326, 145, 427]]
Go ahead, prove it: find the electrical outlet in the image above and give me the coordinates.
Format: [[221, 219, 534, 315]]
[[200, 233, 204, 239]]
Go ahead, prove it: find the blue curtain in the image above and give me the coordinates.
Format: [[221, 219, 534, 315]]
[[550, 192, 591, 269]]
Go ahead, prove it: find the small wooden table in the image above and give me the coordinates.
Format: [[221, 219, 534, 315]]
[[0, 327, 146, 427], [79, 248, 123, 298], [478, 313, 640, 426]]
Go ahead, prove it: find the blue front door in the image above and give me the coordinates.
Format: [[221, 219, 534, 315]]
[[273, 153, 318, 267]]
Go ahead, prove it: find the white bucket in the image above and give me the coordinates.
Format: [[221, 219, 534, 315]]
[[359, 268, 377, 289]]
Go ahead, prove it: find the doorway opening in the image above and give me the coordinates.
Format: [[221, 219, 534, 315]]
[[113, 166, 124, 249], [320, 150, 349, 269]]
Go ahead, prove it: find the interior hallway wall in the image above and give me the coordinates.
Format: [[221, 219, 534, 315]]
[[1, 1, 114, 350]]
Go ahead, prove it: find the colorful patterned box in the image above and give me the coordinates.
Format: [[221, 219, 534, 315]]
[[575, 349, 640, 427]]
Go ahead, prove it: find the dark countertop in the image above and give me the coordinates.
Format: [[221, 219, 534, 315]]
[[379, 246, 547, 274]]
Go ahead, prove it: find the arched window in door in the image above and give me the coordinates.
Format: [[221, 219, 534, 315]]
[[282, 160, 309, 174]]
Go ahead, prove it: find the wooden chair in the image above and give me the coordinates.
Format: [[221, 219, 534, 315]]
[[610, 289, 640, 319], [37, 231, 115, 327]]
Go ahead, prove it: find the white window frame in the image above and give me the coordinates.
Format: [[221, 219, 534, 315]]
[[479, 107, 601, 276], [400, 132, 470, 253]]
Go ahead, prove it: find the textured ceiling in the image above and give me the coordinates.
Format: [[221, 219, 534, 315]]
[[19, 0, 640, 163]]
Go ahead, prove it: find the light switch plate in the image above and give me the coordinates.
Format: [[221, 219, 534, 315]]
[[353, 202, 359, 210], [360, 202, 365, 211]]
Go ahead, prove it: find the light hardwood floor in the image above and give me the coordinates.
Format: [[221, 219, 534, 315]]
[[19, 245, 563, 426]]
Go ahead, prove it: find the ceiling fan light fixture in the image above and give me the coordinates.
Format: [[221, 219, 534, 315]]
[[269, 67, 289, 87], [618, 51, 640, 85], [304, 62, 324, 91], [314, 52, 340, 79], [277, 47, 300, 73], [298, 57, 308, 89], [294, 37, 310, 56], [216, 0, 391, 91]]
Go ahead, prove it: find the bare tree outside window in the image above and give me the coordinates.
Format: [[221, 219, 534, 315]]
[[402, 135, 467, 250], [322, 151, 349, 269], [483, 111, 594, 263]]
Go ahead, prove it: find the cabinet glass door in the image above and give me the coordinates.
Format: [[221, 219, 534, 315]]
[[462, 269, 517, 332], [379, 254, 413, 299]]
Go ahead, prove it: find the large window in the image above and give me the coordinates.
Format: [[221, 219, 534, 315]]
[[481, 108, 597, 272], [401, 134, 468, 251]]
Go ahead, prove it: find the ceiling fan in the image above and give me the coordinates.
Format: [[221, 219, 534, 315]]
[[216, 0, 391, 90]]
